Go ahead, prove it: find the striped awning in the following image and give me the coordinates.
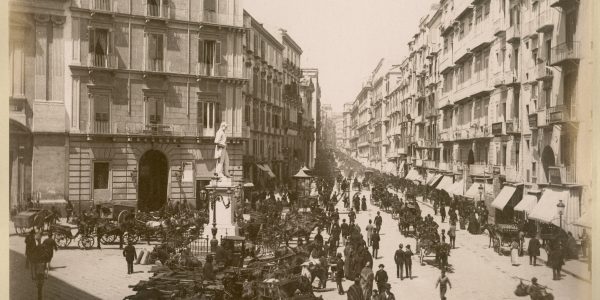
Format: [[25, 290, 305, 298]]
[[436, 176, 454, 192], [464, 183, 494, 199], [514, 194, 538, 213], [529, 188, 570, 225], [427, 174, 443, 186], [491, 186, 517, 210]]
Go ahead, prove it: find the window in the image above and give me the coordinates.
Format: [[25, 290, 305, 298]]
[[94, 162, 109, 190], [9, 34, 25, 97], [146, 96, 164, 125], [198, 100, 220, 129], [198, 39, 222, 76], [89, 28, 111, 67], [147, 33, 164, 71], [244, 101, 251, 126], [93, 94, 110, 133], [203, 0, 216, 12]]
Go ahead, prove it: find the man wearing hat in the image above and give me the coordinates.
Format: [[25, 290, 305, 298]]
[[335, 253, 345, 295], [404, 245, 414, 279], [347, 276, 363, 300], [435, 269, 452, 300], [394, 243, 405, 279], [375, 264, 388, 294], [122, 241, 137, 274]]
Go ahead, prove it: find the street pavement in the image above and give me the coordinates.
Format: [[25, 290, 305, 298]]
[[315, 187, 591, 300], [9, 233, 154, 300]]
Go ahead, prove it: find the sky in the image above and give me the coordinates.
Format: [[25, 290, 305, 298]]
[[244, 0, 437, 113]]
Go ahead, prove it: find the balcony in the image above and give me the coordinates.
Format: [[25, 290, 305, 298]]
[[468, 163, 489, 176], [536, 63, 553, 81], [91, 0, 115, 15], [506, 25, 521, 44], [492, 18, 505, 36], [506, 119, 521, 134], [550, 42, 580, 66], [202, 11, 244, 27], [92, 120, 111, 134], [146, 58, 165, 72], [491, 122, 504, 136], [528, 113, 538, 128], [547, 165, 577, 185], [88, 53, 117, 69], [145, 2, 170, 22], [504, 70, 520, 86], [546, 104, 577, 124], [439, 162, 453, 172], [505, 166, 522, 183], [424, 160, 438, 169], [536, 10, 554, 33], [196, 62, 245, 79]]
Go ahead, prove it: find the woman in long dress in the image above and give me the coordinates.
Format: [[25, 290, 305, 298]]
[[511, 239, 520, 266]]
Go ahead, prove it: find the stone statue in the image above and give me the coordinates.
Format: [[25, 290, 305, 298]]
[[214, 122, 230, 178]]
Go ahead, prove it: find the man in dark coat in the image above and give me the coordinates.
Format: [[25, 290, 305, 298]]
[[440, 204, 446, 223], [123, 242, 137, 274], [347, 277, 364, 300], [549, 244, 564, 280], [25, 230, 37, 268], [394, 243, 405, 279], [528, 235, 542, 266], [42, 232, 58, 269], [335, 253, 345, 295], [374, 264, 388, 294], [374, 212, 383, 234], [404, 245, 413, 279], [341, 219, 350, 245], [371, 231, 380, 259]]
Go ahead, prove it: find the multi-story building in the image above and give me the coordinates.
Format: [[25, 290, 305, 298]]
[[349, 0, 593, 235], [334, 113, 344, 150], [342, 103, 353, 153], [9, 0, 246, 212], [242, 11, 284, 187], [278, 29, 307, 180]]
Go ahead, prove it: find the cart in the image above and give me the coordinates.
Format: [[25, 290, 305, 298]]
[[50, 223, 96, 249], [12, 209, 51, 235], [494, 224, 520, 255]]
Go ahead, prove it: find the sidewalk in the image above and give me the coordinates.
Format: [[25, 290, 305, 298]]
[[412, 194, 591, 282]]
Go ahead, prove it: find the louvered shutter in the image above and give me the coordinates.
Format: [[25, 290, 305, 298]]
[[215, 41, 222, 64], [156, 35, 163, 59], [89, 29, 95, 53], [149, 34, 157, 59], [215, 102, 221, 126], [198, 39, 204, 63]]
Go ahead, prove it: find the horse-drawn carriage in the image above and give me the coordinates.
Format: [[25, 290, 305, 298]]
[[489, 224, 520, 255], [398, 202, 421, 237], [51, 223, 96, 249], [415, 219, 448, 265], [12, 209, 52, 235]]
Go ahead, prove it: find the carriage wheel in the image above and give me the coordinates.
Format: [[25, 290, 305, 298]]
[[124, 232, 140, 244], [55, 232, 71, 248], [101, 233, 117, 244], [78, 235, 95, 249]]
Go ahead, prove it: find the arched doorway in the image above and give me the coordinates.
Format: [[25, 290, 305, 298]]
[[467, 149, 475, 165], [138, 150, 168, 211], [541, 146, 555, 182]]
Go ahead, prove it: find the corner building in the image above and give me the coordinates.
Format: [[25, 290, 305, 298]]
[[9, 0, 247, 211]]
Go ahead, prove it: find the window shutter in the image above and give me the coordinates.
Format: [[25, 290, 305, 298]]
[[215, 102, 221, 126], [215, 41, 222, 64], [198, 39, 204, 62], [89, 29, 95, 53], [149, 34, 157, 59], [156, 35, 164, 59]]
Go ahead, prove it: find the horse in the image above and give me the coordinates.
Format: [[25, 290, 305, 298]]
[[481, 223, 497, 248]]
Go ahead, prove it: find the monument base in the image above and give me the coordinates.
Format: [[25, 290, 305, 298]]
[[206, 175, 239, 238]]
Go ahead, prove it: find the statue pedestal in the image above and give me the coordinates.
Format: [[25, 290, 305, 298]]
[[207, 176, 237, 237]]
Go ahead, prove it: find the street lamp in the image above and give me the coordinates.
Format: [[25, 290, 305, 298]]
[[478, 183, 484, 204], [557, 200, 565, 229]]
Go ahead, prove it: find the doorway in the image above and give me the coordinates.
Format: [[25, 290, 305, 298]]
[[541, 146, 555, 182], [138, 150, 168, 211]]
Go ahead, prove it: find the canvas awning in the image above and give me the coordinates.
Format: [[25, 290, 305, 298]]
[[405, 168, 419, 181], [464, 183, 494, 199], [292, 169, 312, 178], [491, 186, 518, 210], [528, 188, 570, 225], [448, 179, 465, 196], [514, 194, 538, 213], [436, 176, 454, 192], [572, 212, 591, 228], [427, 174, 443, 186], [262, 164, 276, 178]]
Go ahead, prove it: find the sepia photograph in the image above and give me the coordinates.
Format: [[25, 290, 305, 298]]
[[5, 0, 597, 299]]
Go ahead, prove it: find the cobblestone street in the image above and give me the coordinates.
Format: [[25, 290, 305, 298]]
[[9, 234, 154, 300], [315, 188, 591, 300]]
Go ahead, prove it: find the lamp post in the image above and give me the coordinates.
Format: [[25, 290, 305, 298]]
[[478, 183, 484, 204], [557, 200, 565, 229]]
